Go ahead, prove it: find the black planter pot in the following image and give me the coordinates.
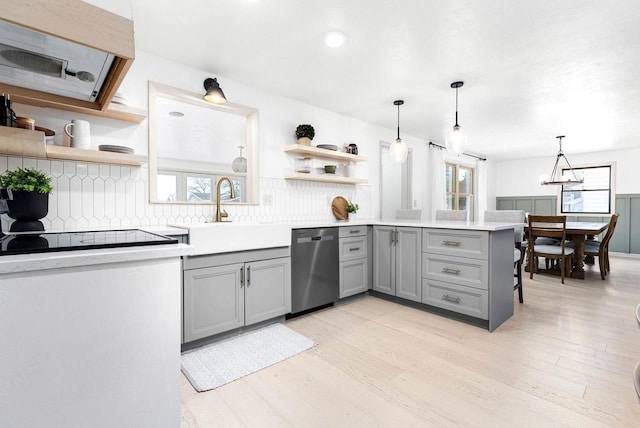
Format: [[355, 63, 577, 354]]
[[6, 190, 49, 220]]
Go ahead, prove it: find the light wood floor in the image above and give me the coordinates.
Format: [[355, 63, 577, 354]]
[[181, 255, 640, 427]]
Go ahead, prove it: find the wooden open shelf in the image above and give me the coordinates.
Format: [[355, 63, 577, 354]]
[[0, 127, 147, 166], [284, 173, 368, 185], [45, 145, 147, 166], [283, 144, 368, 162], [13, 98, 147, 124]]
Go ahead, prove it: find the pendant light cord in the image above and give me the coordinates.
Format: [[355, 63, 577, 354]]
[[397, 103, 400, 140], [454, 87, 459, 127]]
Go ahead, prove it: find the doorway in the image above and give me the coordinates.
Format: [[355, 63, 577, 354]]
[[379, 141, 412, 219]]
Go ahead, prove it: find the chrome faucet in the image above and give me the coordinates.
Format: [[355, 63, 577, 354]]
[[214, 176, 237, 222]]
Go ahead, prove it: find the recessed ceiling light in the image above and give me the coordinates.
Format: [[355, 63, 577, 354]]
[[168, 111, 184, 117], [324, 31, 347, 48]]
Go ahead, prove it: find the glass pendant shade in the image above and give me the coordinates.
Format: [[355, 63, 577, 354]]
[[446, 124, 467, 155], [390, 99, 407, 163], [390, 137, 409, 163], [232, 146, 247, 173]]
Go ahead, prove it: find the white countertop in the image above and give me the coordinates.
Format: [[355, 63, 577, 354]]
[[284, 219, 517, 232], [0, 243, 193, 275]]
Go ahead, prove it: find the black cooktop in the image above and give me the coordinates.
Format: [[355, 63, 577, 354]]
[[0, 229, 179, 256]]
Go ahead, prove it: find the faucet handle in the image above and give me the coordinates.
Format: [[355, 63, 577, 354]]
[[220, 209, 229, 218]]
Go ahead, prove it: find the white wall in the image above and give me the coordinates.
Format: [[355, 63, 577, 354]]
[[3, 50, 429, 230], [493, 146, 640, 197]]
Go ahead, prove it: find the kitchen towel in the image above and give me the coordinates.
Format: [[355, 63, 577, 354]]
[[181, 323, 315, 392]]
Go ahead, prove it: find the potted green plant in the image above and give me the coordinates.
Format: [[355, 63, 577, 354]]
[[0, 167, 53, 231], [347, 201, 359, 221], [295, 124, 315, 146]]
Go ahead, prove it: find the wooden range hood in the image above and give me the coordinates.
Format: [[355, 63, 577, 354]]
[[0, 0, 134, 116]]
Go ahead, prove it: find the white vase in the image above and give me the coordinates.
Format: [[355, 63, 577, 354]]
[[349, 213, 358, 222]]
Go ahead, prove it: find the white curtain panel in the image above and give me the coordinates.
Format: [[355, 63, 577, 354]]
[[427, 146, 446, 221], [476, 158, 488, 222]]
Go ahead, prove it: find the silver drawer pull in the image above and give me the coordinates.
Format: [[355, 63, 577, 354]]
[[441, 267, 461, 275], [349, 229, 361, 234], [349, 247, 361, 252], [442, 240, 461, 246], [442, 294, 461, 303]]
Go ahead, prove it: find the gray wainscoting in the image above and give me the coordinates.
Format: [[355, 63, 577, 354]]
[[496, 194, 640, 254]]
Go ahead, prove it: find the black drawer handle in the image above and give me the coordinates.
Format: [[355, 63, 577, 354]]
[[349, 247, 361, 252], [441, 267, 461, 275], [442, 240, 461, 246], [442, 294, 461, 303]]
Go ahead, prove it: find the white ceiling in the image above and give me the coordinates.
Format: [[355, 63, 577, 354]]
[[130, 0, 640, 161]]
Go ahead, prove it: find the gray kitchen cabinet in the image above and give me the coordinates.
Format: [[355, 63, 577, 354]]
[[372, 226, 422, 302], [183, 263, 244, 342], [182, 247, 291, 343], [339, 226, 369, 298], [421, 228, 513, 331]]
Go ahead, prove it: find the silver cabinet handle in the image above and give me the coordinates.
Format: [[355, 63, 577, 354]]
[[442, 294, 461, 303], [240, 266, 244, 287], [395, 230, 399, 244], [390, 230, 395, 246], [441, 267, 461, 275], [349, 247, 361, 252], [349, 229, 361, 234], [442, 240, 461, 246], [246, 265, 251, 286]]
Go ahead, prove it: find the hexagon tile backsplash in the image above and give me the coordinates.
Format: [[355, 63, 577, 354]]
[[0, 156, 373, 232]]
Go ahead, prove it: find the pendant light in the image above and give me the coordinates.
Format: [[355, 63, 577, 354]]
[[446, 81, 468, 155], [540, 135, 584, 186], [203, 77, 227, 104], [232, 145, 247, 173], [390, 100, 409, 163]]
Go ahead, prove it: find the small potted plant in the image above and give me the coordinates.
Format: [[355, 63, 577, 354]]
[[347, 201, 359, 221], [0, 167, 53, 230], [295, 124, 315, 146]]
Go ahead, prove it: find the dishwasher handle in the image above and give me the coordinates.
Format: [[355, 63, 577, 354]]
[[296, 235, 336, 244]]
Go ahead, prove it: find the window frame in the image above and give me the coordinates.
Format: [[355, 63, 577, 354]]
[[445, 161, 475, 220], [557, 162, 616, 216]]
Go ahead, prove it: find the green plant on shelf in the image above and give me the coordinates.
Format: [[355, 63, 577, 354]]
[[295, 124, 315, 140]]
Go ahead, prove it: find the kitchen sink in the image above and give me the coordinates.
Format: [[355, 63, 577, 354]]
[[171, 222, 291, 255]]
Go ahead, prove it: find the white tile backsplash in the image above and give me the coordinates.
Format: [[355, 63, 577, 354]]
[[1, 157, 373, 231]]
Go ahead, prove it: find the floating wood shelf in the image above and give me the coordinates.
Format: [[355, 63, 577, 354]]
[[45, 145, 147, 166], [0, 127, 147, 166], [284, 173, 368, 185], [283, 144, 368, 162], [12, 98, 147, 124]]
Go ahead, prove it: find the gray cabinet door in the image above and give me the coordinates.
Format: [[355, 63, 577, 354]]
[[244, 257, 291, 326], [395, 227, 422, 302], [372, 226, 395, 295], [183, 263, 244, 342], [339, 258, 368, 298]]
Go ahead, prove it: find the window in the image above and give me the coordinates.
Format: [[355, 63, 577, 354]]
[[445, 162, 474, 220], [559, 163, 615, 215], [157, 170, 244, 203]]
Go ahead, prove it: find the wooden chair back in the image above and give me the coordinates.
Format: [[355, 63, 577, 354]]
[[527, 215, 568, 243]]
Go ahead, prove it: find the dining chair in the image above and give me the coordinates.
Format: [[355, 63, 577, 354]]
[[396, 209, 422, 220], [527, 215, 574, 284], [583, 214, 619, 280], [435, 210, 467, 221], [484, 210, 525, 303]]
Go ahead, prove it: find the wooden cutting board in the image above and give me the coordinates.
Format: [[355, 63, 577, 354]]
[[332, 196, 348, 220]]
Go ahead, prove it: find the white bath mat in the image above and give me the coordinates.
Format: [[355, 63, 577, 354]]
[[181, 323, 315, 392]]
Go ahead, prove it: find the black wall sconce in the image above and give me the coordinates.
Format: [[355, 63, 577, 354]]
[[203, 78, 227, 104]]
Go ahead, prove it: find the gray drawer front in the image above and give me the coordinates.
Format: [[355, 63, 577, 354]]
[[339, 225, 368, 238], [422, 253, 488, 290], [339, 235, 368, 261], [422, 229, 488, 259], [422, 278, 489, 320]]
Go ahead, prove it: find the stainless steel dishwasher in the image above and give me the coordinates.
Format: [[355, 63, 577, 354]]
[[290, 227, 339, 315]]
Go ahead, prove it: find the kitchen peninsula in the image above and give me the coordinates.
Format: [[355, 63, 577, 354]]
[[0, 239, 192, 428]]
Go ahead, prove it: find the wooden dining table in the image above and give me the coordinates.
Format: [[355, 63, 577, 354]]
[[526, 221, 609, 279]]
